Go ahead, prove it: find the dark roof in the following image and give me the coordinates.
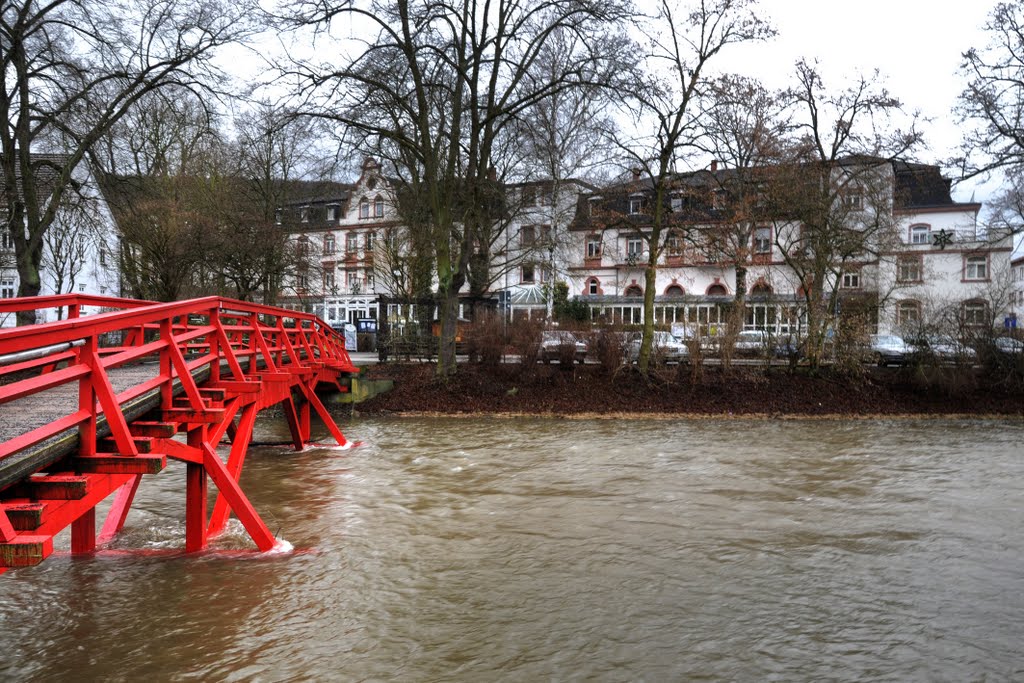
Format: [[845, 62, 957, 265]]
[[0, 152, 75, 206]]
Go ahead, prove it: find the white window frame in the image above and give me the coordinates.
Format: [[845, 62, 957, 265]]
[[910, 224, 930, 245], [964, 255, 988, 281], [841, 271, 861, 289], [359, 199, 370, 219], [626, 237, 643, 258], [753, 227, 771, 254], [586, 236, 602, 259], [374, 197, 385, 218], [897, 256, 922, 283], [628, 197, 643, 215]]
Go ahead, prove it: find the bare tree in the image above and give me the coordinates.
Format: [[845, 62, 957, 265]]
[[0, 0, 255, 323], [955, 0, 1024, 226], [768, 60, 921, 368], [602, 0, 774, 373], [282, 0, 630, 376], [697, 74, 788, 365]]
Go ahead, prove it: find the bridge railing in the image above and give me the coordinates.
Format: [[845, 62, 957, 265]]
[[0, 295, 356, 567]]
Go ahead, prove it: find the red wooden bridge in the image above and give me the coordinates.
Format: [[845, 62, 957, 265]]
[[0, 295, 358, 572]]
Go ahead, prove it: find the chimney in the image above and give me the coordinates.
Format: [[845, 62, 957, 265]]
[[631, 167, 641, 180], [487, 167, 497, 181], [710, 159, 718, 172]]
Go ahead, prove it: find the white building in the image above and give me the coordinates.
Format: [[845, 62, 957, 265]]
[[1, 154, 120, 327]]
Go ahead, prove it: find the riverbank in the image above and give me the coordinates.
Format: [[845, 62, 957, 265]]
[[352, 362, 1024, 418]]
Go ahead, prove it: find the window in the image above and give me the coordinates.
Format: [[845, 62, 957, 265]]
[[297, 235, 310, 257], [3, 277, 17, 298], [624, 284, 643, 297], [965, 255, 988, 281], [665, 284, 685, 297], [0, 230, 11, 251], [374, 196, 385, 218], [346, 233, 359, 254], [520, 225, 535, 247], [626, 237, 643, 258], [359, 199, 370, 219], [841, 190, 863, 211], [521, 265, 536, 283], [300, 206, 310, 222], [587, 277, 600, 295], [98, 248, 107, 266], [586, 236, 602, 259], [326, 205, 339, 222], [665, 233, 683, 256], [296, 272, 308, 289], [366, 271, 375, 290], [962, 300, 988, 328], [897, 300, 921, 325], [910, 224, 930, 244], [897, 256, 922, 283], [628, 197, 643, 215], [753, 227, 771, 254], [538, 189, 552, 206], [324, 234, 336, 255], [841, 271, 861, 289], [366, 232, 376, 251], [707, 283, 728, 296], [324, 270, 335, 290], [670, 195, 683, 212]]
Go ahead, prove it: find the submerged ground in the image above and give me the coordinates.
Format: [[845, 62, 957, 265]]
[[355, 362, 1024, 417]]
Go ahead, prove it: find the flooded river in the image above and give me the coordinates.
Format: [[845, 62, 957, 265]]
[[1, 417, 1023, 681]]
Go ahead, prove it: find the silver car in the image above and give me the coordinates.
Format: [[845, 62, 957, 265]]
[[628, 331, 689, 364], [539, 331, 588, 364]]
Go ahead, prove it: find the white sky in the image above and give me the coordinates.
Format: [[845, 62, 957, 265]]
[[710, 0, 998, 202], [233, 0, 1001, 203]]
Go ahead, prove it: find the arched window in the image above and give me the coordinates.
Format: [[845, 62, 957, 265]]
[[624, 284, 643, 297], [374, 196, 385, 217], [750, 282, 772, 296], [909, 224, 931, 245], [664, 284, 685, 297], [359, 199, 370, 219], [706, 283, 728, 296], [586, 277, 601, 295]]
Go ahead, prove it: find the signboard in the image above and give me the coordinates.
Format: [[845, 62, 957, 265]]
[[357, 318, 377, 333], [1005, 314, 1018, 330], [344, 323, 357, 351]]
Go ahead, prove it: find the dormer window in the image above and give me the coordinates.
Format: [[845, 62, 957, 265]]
[[326, 205, 340, 222], [670, 195, 683, 212], [753, 227, 771, 254], [628, 196, 643, 215], [300, 205, 310, 222]]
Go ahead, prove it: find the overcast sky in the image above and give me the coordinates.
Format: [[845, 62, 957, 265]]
[[710, 0, 998, 202]]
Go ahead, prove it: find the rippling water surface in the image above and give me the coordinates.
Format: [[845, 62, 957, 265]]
[[1, 417, 1023, 681]]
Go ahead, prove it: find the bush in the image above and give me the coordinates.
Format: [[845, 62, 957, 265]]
[[510, 318, 543, 367]]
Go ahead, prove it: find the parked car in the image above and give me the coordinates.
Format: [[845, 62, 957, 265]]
[[539, 331, 588, 364], [907, 335, 977, 363], [993, 337, 1024, 355], [868, 334, 912, 366], [774, 334, 803, 360], [733, 330, 772, 357], [627, 331, 689, 364]]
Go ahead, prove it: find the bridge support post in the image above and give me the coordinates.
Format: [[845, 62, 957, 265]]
[[185, 428, 208, 552], [71, 508, 96, 554]]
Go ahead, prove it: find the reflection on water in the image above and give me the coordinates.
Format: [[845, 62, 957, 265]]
[[2, 417, 1023, 681]]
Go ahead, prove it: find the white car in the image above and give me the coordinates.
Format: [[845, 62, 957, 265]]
[[733, 330, 772, 356], [539, 331, 588, 364], [627, 331, 689, 364]]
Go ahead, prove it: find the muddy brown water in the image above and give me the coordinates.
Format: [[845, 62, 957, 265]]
[[1, 416, 1023, 681]]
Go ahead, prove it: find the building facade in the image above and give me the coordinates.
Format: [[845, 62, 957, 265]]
[[1, 154, 120, 327]]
